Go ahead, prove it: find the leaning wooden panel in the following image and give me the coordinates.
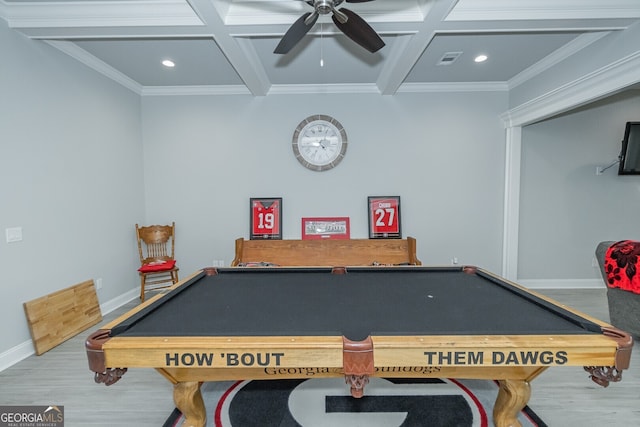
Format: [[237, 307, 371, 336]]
[[24, 279, 102, 355]]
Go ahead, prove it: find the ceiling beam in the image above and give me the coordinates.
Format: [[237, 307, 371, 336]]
[[377, 0, 458, 95], [448, 0, 640, 21], [3, 0, 201, 28], [187, 0, 271, 96]]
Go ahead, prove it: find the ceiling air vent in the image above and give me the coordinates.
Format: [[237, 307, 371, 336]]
[[437, 51, 462, 66]]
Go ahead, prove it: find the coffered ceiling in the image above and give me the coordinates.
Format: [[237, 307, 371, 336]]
[[1, 0, 639, 96]]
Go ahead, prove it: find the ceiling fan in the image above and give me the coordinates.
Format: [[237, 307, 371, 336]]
[[274, 0, 385, 54]]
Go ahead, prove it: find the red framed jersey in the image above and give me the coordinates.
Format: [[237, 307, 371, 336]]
[[368, 196, 401, 239], [250, 198, 282, 239]]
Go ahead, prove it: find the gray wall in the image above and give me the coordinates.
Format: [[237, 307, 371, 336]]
[[0, 20, 144, 362], [141, 92, 508, 275], [519, 90, 640, 280]]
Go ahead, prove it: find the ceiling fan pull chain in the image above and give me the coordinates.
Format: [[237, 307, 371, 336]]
[[320, 22, 324, 67]]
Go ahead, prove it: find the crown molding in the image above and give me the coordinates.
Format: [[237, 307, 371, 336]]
[[398, 82, 508, 93], [269, 83, 381, 95], [141, 85, 252, 96], [139, 81, 510, 97], [45, 40, 142, 94], [508, 31, 609, 90], [501, 50, 640, 127], [141, 83, 379, 96]]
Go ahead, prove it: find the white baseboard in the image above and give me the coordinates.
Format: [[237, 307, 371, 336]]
[[517, 278, 604, 289], [0, 287, 138, 373], [0, 340, 36, 372], [100, 287, 139, 315]]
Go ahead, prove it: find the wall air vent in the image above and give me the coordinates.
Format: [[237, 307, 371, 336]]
[[437, 51, 462, 66]]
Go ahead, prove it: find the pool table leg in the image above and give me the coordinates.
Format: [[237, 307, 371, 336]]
[[173, 381, 206, 427], [493, 379, 531, 427]]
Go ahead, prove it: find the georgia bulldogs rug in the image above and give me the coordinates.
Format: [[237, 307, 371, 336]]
[[165, 378, 547, 427]]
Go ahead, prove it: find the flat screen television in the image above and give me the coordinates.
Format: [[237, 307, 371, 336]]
[[618, 122, 640, 175]]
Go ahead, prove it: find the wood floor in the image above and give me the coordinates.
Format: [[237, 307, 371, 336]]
[[0, 288, 638, 426]]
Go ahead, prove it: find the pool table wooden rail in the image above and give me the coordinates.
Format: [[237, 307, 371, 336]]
[[86, 329, 631, 386]]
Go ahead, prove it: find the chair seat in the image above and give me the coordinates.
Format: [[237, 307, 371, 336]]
[[138, 259, 177, 273]]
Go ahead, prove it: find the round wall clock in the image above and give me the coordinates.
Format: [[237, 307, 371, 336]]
[[292, 114, 348, 172]]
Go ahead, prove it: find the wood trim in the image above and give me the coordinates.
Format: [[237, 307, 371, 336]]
[[231, 237, 421, 267]]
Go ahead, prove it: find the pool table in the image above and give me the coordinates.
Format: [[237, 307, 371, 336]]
[[86, 266, 633, 427]]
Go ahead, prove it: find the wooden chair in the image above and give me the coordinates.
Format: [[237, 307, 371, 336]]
[[136, 222, 179, 302]]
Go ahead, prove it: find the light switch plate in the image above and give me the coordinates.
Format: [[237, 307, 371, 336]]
[[6, 227, 23, 243]]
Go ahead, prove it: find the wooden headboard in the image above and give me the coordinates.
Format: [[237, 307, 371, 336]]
[[231, 237, 421, 267]]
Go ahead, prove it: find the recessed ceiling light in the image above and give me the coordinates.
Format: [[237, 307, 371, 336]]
[[162, 59, 175, 68], [474, 54, 488, 63]]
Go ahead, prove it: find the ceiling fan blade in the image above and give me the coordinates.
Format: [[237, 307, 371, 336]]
[[274, 12, 319, 54], [332, 8, 385, 53]]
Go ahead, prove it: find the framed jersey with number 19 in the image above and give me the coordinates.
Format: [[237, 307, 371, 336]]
[[250, 198, 282, 240], [368, 196, 401, 239]]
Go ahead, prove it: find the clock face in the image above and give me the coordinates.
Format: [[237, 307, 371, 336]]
[[292, 115, 348, 171]]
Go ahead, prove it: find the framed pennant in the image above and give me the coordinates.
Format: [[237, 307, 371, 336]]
[[301, 217, 350, 240]]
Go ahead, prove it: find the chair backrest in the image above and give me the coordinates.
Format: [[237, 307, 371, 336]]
[[136, 222, 176, 265]]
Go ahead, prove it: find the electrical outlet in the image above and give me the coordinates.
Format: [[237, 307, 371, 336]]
[[5, 227, 23, 243], [95, 278, 103, 290], [451, 257, 459, 265]]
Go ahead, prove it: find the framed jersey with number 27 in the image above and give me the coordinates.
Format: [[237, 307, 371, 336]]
[[368, 196, 401, 239], [250, 198, 282, 240]]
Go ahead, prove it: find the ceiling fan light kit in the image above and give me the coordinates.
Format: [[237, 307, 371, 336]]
[[274, 0, 385, 55]]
